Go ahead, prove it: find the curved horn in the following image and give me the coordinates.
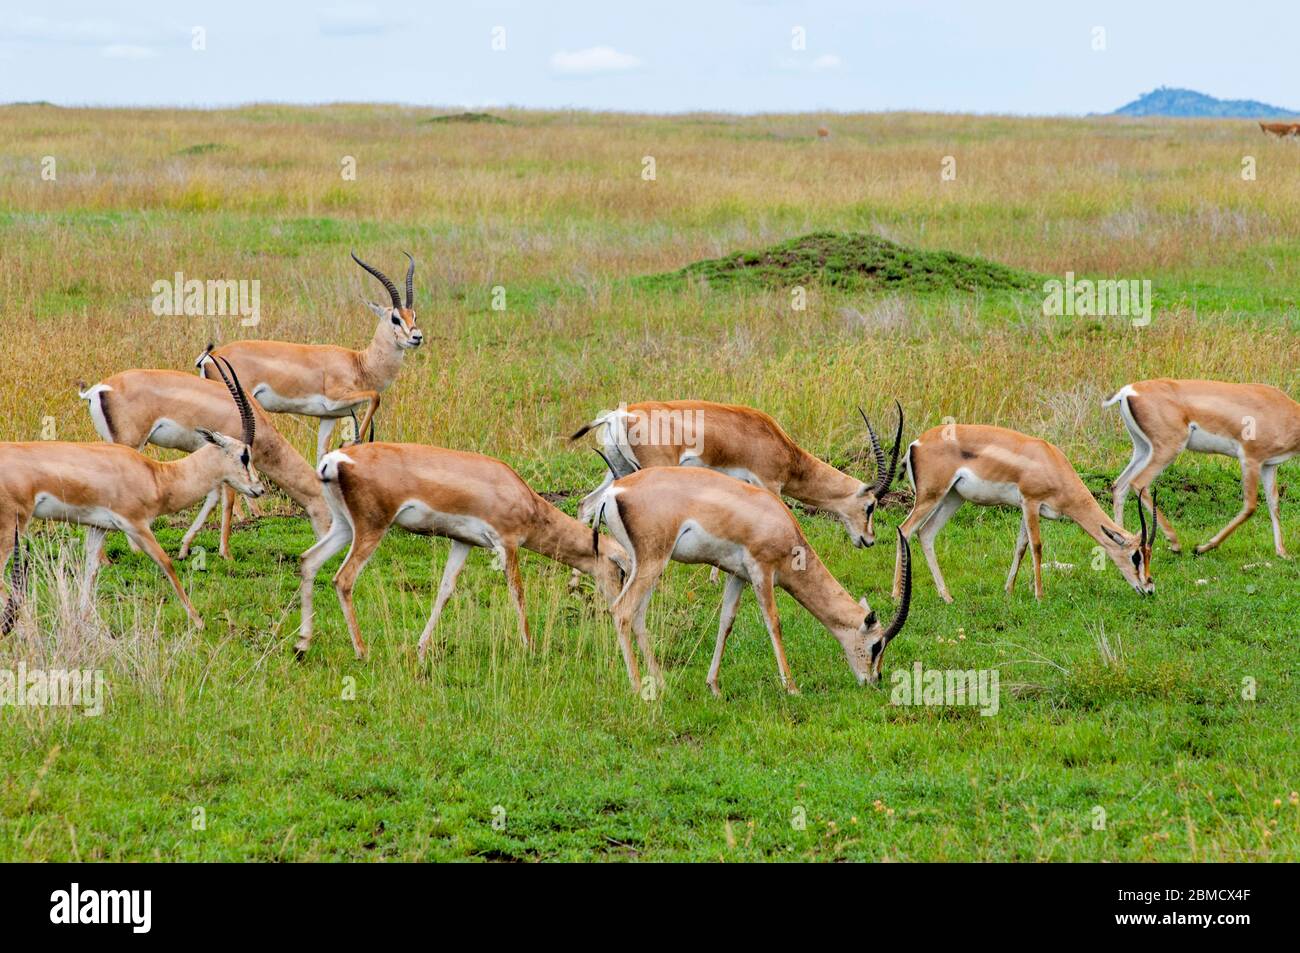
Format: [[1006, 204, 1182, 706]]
[[212, 356, 256, 447], [878, 527, 912, 647], [403, 251, 415, 309], [1136, 485, 1149, 545], [858, 407, 887, 492], [869, 400, 904, 496], [1147, 488, 1158, 545], [351, 250, 401, 309]]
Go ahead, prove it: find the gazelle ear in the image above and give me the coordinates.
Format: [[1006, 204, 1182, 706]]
[[859, 596, 870, 609], [856, 485, 871, 498], [195, 427, 222, 446], [1100, 525, 1127, 546], [364, 300, 391, 320]]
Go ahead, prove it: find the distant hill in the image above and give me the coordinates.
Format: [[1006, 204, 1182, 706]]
[[1113, 87, 1297, 118]]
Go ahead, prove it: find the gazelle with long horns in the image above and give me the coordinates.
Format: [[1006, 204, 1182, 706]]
[[573, 400, 904, 546], [1107, 379, 1300, 557], [0, 358, 263, 629], [894, 424, 1156, 603], [592, 465, 912, 695], [199, 252, 423, 461], [295, 442, 630, 661], [79, 369, 331, 559]]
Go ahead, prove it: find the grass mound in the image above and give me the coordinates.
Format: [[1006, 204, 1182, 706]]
[[424, 111, 508, 125], [175, 142, 228, 156], [639, 231, 1040, 294]]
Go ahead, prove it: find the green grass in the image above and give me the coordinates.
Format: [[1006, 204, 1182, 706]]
[[2, 472, 1297, 861]]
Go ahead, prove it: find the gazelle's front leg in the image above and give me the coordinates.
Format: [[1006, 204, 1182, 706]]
[[1261, 463, 1288, 558], [499, 544, 531, 649], [1021, 500, 1044, 600], [179, 489, 219, 559], [707, 573, 745, 696], [343, 391, 382, 447], [296, 519, 352, 654], [316, 417, 338, 463], [126, 522, 204, 629], [1196, 457, 1261, 555], [750, 566, 796, 694], [417, 540, 472, 662], [81, 526, 108, 614], [1006, 514, 1029, 593]]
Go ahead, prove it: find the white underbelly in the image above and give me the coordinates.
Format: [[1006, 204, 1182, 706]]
[[147, 418, 205, 452], [954, 468, 1022, 507], [252, 384, 359, 418], [678, 453, 764, 489], [1186, 423, 1240, 457], [392, 500, 497, 547], [32, 493, 123, 530], [670, 519, 751, 579]]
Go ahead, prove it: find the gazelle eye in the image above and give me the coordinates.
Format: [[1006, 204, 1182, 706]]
[[391, 315, 401, 325], [240, 450, 250, 466], [1130, 551, 1141, 567]]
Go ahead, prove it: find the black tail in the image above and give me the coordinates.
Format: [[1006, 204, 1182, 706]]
[[570, 421, 595, 442]]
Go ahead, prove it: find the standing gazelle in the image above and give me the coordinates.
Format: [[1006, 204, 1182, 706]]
[[200, 252, 423, 461], [593, 466, 912, 695], [895, 424, 1155, 603], [573, 400, 903, 549], [80, 369, 331, 559], [1107, 379, 1300, 557], [0, 358, 263, 629], [295, 443, 630, 661]]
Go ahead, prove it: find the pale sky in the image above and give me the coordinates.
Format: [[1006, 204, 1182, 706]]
[[1, 1, 1295, 114]]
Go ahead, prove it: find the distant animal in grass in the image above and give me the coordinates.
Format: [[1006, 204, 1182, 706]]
[[816, 126, 831, 140], [1259, 121, 1300, 138]]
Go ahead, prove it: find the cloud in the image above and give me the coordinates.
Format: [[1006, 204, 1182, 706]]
[[550, 46, 642, 75], [318, 3, 407, 37], [779, 52, 844, 72], [101, 44, 158, 60]]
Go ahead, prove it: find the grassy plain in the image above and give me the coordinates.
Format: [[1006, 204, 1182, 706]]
[[0, 105, 1297, 860]]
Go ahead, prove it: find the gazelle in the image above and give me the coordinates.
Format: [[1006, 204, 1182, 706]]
[[592, 466, 912, 696], [894, 424, 1155, 603], [0, 358, 263, 629], [1107, 378, 1300, 557], [199, 252, 423, 461], [295, 443, 630, 661], [573, 400, 904, 549], [79, 369, 331, 559]]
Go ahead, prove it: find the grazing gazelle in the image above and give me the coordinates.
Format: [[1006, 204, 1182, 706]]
[[572, 400, 903, 547], [894, 424, 1155, 603], [1107, 378, 1300, 557], [79, 369, 331, 560], [592, 466, 912, 695], [295, 443, 630, 661], [0, 358, 263, 629], [199, 252, 423, 461]]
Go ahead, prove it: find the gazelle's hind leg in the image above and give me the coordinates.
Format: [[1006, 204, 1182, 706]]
[[749, 565, 796, 694], [1196, 457, 1261, 555], [332, 524, 386, 659], [1124, 441, 1184, 553], [1111, 399, 1152, 523], [629, 570, 666, 689], [417, 540, 472, 662], [1135, 484, 1180, 552], [894, 479, 957, 599], [706, 573, 744, 696], [296, 518, 353, 654], [610, 553, 669, 692], [1261, 463, 1287, 557], [904, 491, 967, 603]]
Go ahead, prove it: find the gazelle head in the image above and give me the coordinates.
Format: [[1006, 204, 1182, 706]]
[[591, 535, 632, 605], [1100, 488, 1157, 596], [353, 250, 423, 350], [840, 528, 913, 684], [837, 402, 903, 548], [197, 356, 265, 499]]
